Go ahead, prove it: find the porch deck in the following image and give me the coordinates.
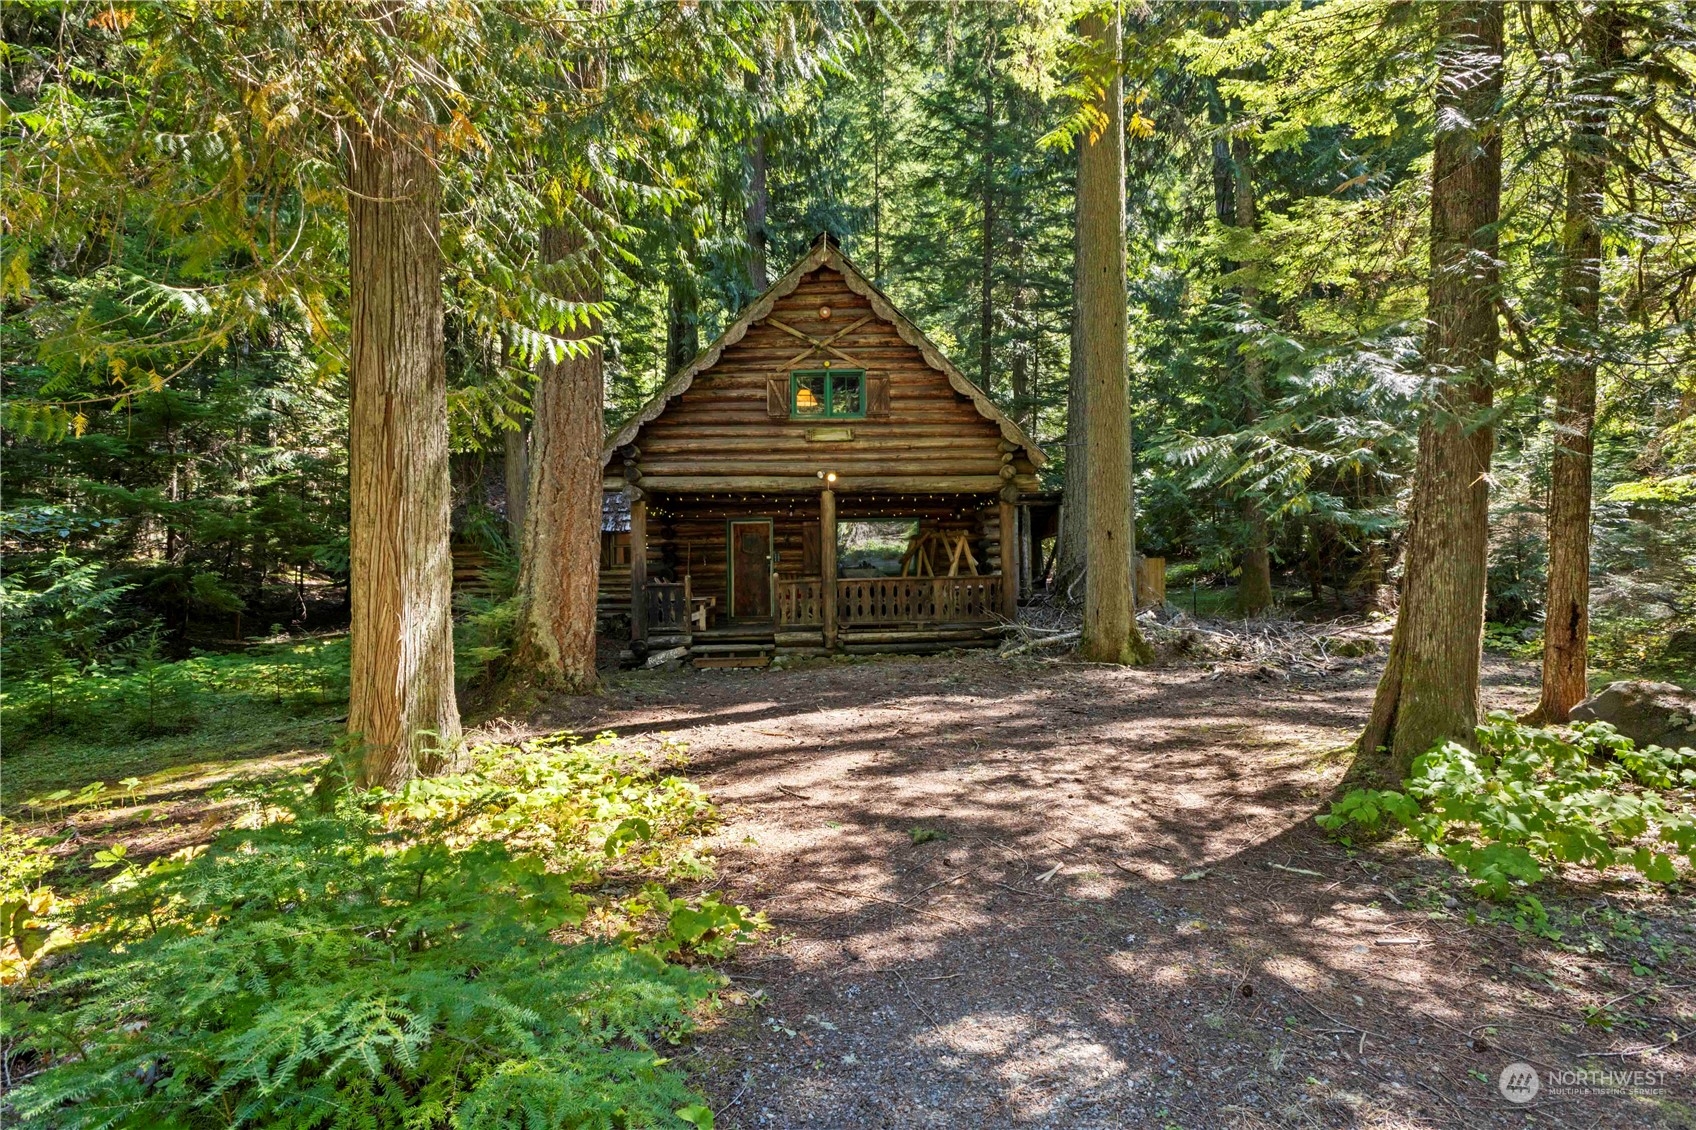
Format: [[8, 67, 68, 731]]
[[638, 574, 1005, 661]]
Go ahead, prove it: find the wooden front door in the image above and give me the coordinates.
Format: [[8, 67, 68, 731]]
[[729, 520, 773, 620]]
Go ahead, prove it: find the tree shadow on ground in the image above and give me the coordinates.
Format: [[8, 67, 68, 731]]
[[566, 655, 1696, 1130]]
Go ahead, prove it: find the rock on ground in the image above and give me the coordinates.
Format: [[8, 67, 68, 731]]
[[1571, 679, 1696, 750]]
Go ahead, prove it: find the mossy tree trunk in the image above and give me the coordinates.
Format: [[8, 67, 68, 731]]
[[1356, 2, 1503, 784], [345, 124, 462, 788], [1076, 7, 1151, 666], [1535, 6, 1620, 723]]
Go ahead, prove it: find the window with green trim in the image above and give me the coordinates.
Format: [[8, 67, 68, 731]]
[[790, 368, 865, 419]]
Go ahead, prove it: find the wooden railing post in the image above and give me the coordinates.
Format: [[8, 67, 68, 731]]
[[820, 487, 837, 649], [629, 494, 648, 646]]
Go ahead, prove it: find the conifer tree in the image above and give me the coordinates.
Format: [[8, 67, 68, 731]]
[[1357, 2, 1505, 779], [1076, 6, 1152, 666], [1533, 4, 1621, 723]]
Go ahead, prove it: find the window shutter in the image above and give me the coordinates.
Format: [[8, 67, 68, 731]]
[[866, 372, 891, 417], [766, 376, 786, 418]]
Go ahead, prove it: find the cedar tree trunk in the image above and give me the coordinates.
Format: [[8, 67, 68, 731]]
[[1056, 186, 1089, 599], [978, 58, 997, 394], [345, 125, 462, 788], [510, 223, 604, 694], [1356, 3, 1503, 782], [745, 70, 769, 294], [1076, 8, 1151, 665], [1230, 134, 1273, 616], [1535, 7, 1619, 723]]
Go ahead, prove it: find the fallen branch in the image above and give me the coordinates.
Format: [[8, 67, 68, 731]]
[[1575, 1028, 1694, 1060], [1268, 862, 1326, 877], [892, 968, 940, 1026], [815, 884, 973, 928], [1000, 630, 1080, 658]]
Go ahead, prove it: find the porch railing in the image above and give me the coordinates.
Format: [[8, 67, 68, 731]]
[[695, 576, 997, 627], [645, 580, 688, 633], [776, 579, 825, 626], [838, 575, 1000, 624]]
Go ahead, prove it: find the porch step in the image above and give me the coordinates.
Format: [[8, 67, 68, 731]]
[[646, 633, 692, 650], [773, 630, 824, 647], [693, 627, 777, 643], [838, 626, 996, 644], [690, 641, 774, 655], [692, 655, 772, 669], [842, 638, 998, 655]]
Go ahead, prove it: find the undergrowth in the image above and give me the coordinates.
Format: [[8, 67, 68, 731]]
[[1320, 715, 1696, 905], [1, 732, 759, 1129], [1, 637, 350, 802]]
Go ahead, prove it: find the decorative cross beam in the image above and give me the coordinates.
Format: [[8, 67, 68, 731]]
[[767, 315, 873, 370]]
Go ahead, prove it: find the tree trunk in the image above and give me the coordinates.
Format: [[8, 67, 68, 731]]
[[872, 32, 885, 281], [978, 59, 997, 394], [745, 70, 769, 294], [1056, 188, 1089, 599], [666, 270, 698, 377], [1356, 2, 1503, 782], [504, 420, 529, 547], [510, 223, 604, 694], [1010, 286, 1030, 433], [1076, 8, 1150, 666], [1230, 135, 1273, 616], [344, 124, 462, 789], [1535, 6, 1619, 724]]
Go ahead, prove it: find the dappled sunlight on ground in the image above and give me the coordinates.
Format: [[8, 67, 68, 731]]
[[551, 653, 1696, 1129]]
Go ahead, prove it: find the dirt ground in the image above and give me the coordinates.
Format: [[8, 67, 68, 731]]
[[545, 651, 1696, 1130]]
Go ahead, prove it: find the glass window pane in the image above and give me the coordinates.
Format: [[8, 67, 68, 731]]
[[829, 372, 863, 416], [792, 373, 826, 416]]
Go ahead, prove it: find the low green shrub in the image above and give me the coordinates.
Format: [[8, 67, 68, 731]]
[[1319, 714, 1696, 898], [2, 637, 348, 748], [1, 822, 65, 984], [1, 637, 351, 802], [5, 733, 759, 1129]]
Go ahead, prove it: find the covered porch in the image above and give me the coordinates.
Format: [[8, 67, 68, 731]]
[[627, 486, 1022, 663]]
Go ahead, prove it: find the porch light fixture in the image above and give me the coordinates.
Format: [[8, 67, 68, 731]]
[[816, 470, 837, 484]]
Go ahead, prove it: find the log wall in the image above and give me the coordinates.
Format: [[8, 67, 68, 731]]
[[621, 267, 1039, 494]]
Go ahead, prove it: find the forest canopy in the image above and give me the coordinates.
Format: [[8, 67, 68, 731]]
[[5, 4, 1696, 1128], [4, 0, 1694, 722]]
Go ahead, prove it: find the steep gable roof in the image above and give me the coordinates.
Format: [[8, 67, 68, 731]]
[[604, 234, 1046, 467]]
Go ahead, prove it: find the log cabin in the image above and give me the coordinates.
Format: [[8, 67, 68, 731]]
[[600, 233, 1049, 666]]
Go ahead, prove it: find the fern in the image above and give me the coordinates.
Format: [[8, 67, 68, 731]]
[[7, 736, 744, 1129]]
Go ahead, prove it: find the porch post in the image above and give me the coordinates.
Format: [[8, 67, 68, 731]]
[[820, 487, 838, 650], [1017, 504, 1033, 598], [998, 494, 1018, 620], [629, 494, 648, 647]]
